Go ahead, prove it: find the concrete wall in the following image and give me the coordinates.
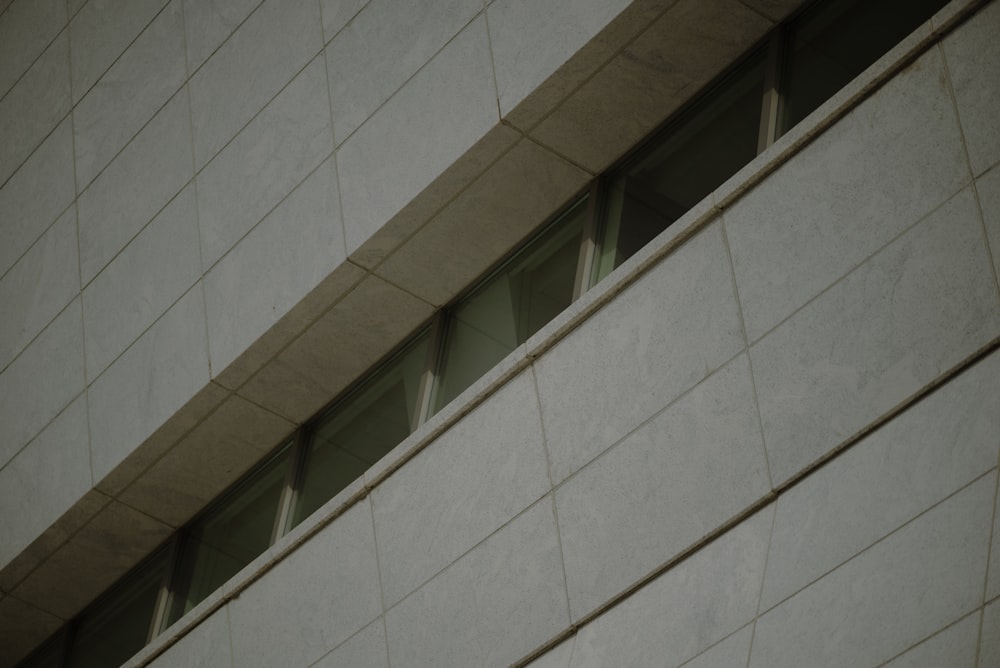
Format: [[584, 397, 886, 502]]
[[1, 0, 999, 664]]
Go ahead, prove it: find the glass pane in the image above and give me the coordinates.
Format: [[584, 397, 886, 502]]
[[433, 199, 588, 413], [596, 50, 766, 281], [778, 0, 948, 134], [292, 332, 430, 527], [16, 630, 65, 668], [168, 445, 292, 624], [68, 552, 168, 668]]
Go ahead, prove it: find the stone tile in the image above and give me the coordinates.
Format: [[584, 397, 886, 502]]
[[346, 123, 520, 270], [188, 0, 322, 169], [982, 599, 1000, 668], [326, 0, 480, 145], [680, 625, 754, 668], [195, 54, 332, 269], [238, 275, 434, 422], [0, 116, 74, 277], [533, 222, 744, 484], [72, 0, 186, 189], [94, 381, 229, 498], [337, 15, 497, 257], [372, 370, 550, 607], [0, 489, 110, 593], [88, 285, 210, 483], [119, 394, 293, 528], [556, 354, 769, 620], [570, 506, 773, 667], [883, 612, 979, 668], [319, 0, 366, 42], [229, 499, 382, 668], [760, 348, 1000, 610], [83, 184, 200, 380], [77, 87, 193, 284], [524, 637, 574, 668], [748, 473, 996, 668], [487, 0, 630, 120], [182, 0, 260, 73], [205, 158, 345, 379], [751, 188, 1000, 486], [312, 618, 388, 668], [977, 164, 1000, 286], [140, 605, 230, 668], [0, 595, 62, 666], [68, 0, 166, 103], [0, 396, 89, 571], [943, 0, 1000, 175], [530, 0, 772, 173], [0, 299, 84, 470], [989, 469, 1000, 602], [0, 206, 78, 370], [12, 499, 172, 619], [739, 0, 805, 22], [0, 31, 70, 185], [212, 261, 365, 391], [0, 0, 66, 98], [375, 139, 589, 306], [726, 46, 969, 342], [384, 498, 569, 668]]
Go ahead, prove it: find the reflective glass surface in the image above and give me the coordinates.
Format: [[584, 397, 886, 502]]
[[596, 50, 766, 280], [778, 0, 948, 134], [69, 552, 168, 668], [168, 445, 292, 624], [292, 333, 430, 527], [432, 200, 588, 412]]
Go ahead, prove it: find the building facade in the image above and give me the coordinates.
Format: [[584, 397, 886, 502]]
[[1, 0, 999, 665]]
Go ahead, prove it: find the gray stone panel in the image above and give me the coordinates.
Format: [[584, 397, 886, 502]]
[[0, 116, 74, 277], [325, 0, 480, 145], [749, 473, 996, 668], [77, 87, 193, 285], [88, 285, 209, 483], [982, 598, 1000, 668], [142, 606, 231, 668], [83, 184, 200, 381], [181, 0, 259, 73], [726, 46, 969, 342], [0, 207, 78, 370], [0, 0, 65, 99], [760, 348, 1000, 610], [204, 157, 345, 381], [882, 612, 979, 668], [533, 222, 744, 484], [312, 618, 388, 668], [319, 0, 367, 43], [751, 187, 1000, 486], [943, 0, 1000, 175], [68, 0, 166, 104], [556, 354, 769, 620], [372, 370, 550, 608], [523, 637, 574, 668], [680, 625, 754, 668], [0, 299, 84, 469], [977, 164, 1000, 288], [0, 31, 70, 185], [72, 0, 185, 189], [989, 470, 1000, 602], [337, 15, 497, 258], [0, 396, 90, 571], [569, 506, 773, 667], [384, 498, 569, 668], [195, 54, 332, 270], [228, 499, 382, 668], [188, 0, 322, 169]]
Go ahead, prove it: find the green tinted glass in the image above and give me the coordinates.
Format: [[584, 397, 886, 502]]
[[69, 552, 168, 668], [292, 333, 429, 527], [596, 50, 766, 281], [168, 445, 292, 624], [433, 199, 588, 413]]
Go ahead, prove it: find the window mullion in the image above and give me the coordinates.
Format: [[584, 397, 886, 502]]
[[271, 430, 307, 543], [412, 312, 448, 430], [757, 28, 785, 153], [573, 181, 602, 298]]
